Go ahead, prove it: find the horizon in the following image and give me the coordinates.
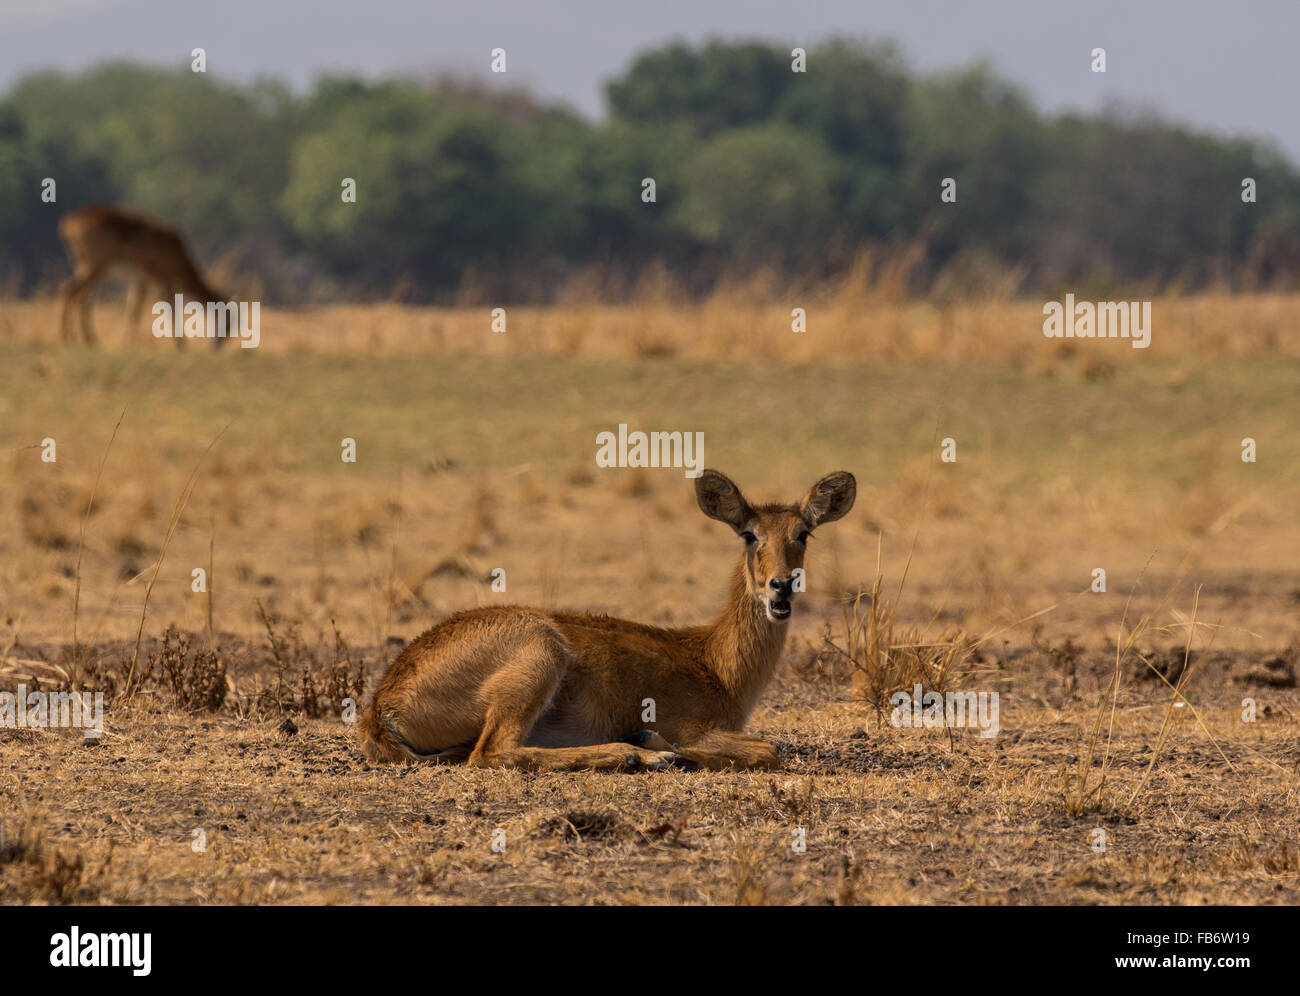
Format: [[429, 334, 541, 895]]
[[2, 0, 1297, 166]]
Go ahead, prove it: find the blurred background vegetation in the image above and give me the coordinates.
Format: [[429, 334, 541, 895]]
[[2, 37, 1299, 304]]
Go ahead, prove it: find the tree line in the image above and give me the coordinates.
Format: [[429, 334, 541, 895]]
[[2, 38, 1297, 303]]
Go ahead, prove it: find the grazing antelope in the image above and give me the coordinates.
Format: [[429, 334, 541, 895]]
[[58, 204, 228, 346], [358, 469, 856, 771]]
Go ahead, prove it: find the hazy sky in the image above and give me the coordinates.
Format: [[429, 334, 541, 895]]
[[2, 0, 1297, 163]]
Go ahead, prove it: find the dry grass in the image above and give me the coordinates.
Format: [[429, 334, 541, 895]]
[[5, 284, 1300, 360], [823, 536, 986, 724], [1, 646, 1295, 904], [0, 290, 1297, 904]]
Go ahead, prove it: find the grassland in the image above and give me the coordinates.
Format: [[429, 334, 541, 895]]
[[1, 290, 1297, 904]]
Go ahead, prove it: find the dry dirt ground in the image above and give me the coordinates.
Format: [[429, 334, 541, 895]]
[[2, 649, 1297, 905], [1, 293, 1297, 905]]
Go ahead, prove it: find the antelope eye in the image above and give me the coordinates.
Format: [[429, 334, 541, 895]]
[[796, 530, 812, 544], [740, 530, 757, 545]]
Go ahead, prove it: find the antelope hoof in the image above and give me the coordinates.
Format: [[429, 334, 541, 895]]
[[626, 729, 677, 752], [630, 750, 681, 771]]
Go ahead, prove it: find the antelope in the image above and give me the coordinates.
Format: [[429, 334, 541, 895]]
[[358, 469, 856, 771], [57, 204, 228, 346]]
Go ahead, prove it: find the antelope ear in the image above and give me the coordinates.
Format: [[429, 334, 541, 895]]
[[800, 471, 856, 527], [695, 469, 755, 533]]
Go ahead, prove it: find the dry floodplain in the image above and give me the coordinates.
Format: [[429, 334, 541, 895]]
[[1, 289, 1297, 905]]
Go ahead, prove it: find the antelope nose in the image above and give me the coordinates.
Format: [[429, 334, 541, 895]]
[[769, 577, 792, 596]]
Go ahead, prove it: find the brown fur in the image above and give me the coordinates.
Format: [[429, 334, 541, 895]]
[[357, 469, 856, 771], [57, 204, 227, 346]]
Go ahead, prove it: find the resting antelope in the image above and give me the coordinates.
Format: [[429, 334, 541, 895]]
[[58, 204, 228, 346], [358, 469, 856, 771]]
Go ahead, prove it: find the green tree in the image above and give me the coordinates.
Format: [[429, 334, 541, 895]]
[[282, 83, 539, 296], [675, 124, 841, 271], [902, 65, 1047, 269], [607, 41, 792, 136]]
